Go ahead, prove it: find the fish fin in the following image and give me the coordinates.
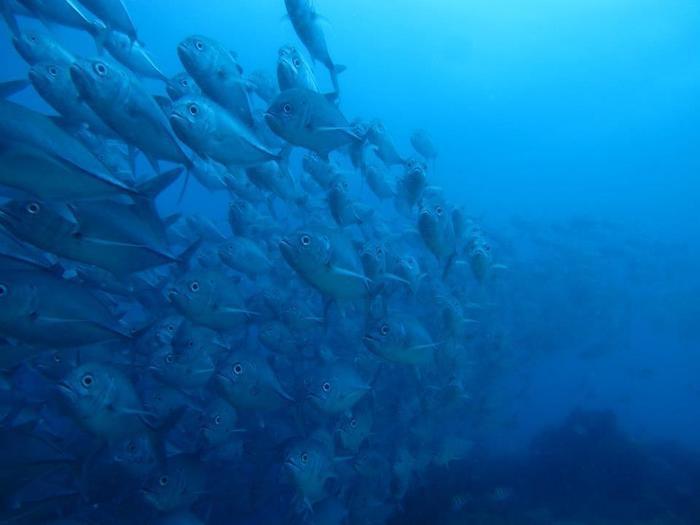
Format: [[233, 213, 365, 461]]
[[153, 95, 172, 114], [334, 64, 347, 75], [0, 4, 19, 36], [163, 212, 181, 228], [0, 79, 29, 99], [176, 237, 203, 272], [134, 167, 183, 199], [177, 160, 195, 204], [143, 152, 160, 174], [89, 20, 108, 54], [127, 145, 138, 175], [442, 252, 457, 280]]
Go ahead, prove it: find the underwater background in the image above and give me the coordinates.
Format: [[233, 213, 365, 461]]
[[0, 0, 698, 524]]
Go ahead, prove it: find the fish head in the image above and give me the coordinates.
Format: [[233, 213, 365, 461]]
[[279, 230, 332, 274], [0, 200, 54, 240], [309, 364, 368, 414], [142, 462, 188, 512], [363, 316, 404, 357], [359, 241, 387, 277], [28, 61, 66, 95], [265, 88, 310, 139], [0, 276, 38, 324], [366, 119, 387, 144], [167, 72, 200, 100], [59, 363, 117, 416], [168, 270, 216, 317], [112, 434, 157, 473], [216, 352, 258, 398], [277, 45, 308, 87], [285, 440, 327, 491], [70, 58, 127, 107], [169, 95, 216, 147], [199, 398, 239, 447], [469, 240, 492, 282], [178, 35, 219, 76], [12, 30, 54, 64]]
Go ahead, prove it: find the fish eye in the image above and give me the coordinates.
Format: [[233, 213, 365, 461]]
[[322, 381, 331, 393], [93, 62, 107, 76], [350, 418, 357, 428], [188, 340, 194, 348], [127, 441, 137, 453], [233, 363, 243, 375], [195, 40, 204, 51], [48, 65, 58, 76], [159, 475, 169, 487], [293, 58, 301, 67], [81, 374, 94, 388], [380, 324, 390, 336], [0, 284, 7, 296], [214, 415, 222, 425], [26, 202, 40, 214], [29, 34, 37, 42], [165, 354, 174, 364], [189, 281, 200, 292], [300, 234, 311, 246], [436, 206, 443, 215], [180, 78, 188, 87], [188, 104, 198, 116], [53, 353, 61, 363], [167, 324, 175, 332], [283, 103, 293, 114], [485, 245, 491, 251], [300, 452, 309, 463]]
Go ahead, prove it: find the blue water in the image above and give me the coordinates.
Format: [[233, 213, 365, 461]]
[[1, 1, 699, 523]]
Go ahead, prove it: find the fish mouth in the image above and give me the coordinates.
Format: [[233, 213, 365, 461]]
[[166, 289, 179, 302], [169, 111, 188, 124], [284, 459, 301, 472], [56, 381, 76, 400]]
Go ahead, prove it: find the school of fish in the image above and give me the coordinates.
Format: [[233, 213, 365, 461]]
[[0, 1, 506, 523]]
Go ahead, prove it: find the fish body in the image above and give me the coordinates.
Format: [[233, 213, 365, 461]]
[[177, 35, 254, 127], [266, 88, 360, 158]]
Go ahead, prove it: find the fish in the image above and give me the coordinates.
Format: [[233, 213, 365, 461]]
[[141, 454, 206, 512], [166, 72, 201, 101], [12, 30, 75, 65], [13, 0, 97, 35], [410, 129, 438, 161], [284, 0, 346, 92], [0, 95, 137, 201], [367, 119, 406, 167], [216, 350, 293, 411], [218, 237, 273, 278], [29, 61, 115, 137], [265, 88, 361, 159], [78, 0, 137, 43], [90, 22, 166, 80], [246, 68, 278, 103], [177, 35, 254, 128], [58, 362, 151, 441], [277, 44, 320, 93], [280, 229, 371, 300], [0, 265, 132, 347], [307, 362, 370, 414], [169, 95, 281, 168], [70, 58, 190, 168], [285, 431, 337, 510], [0, 200, 194, 275], [364, 314, 438, 365], [362, 161, 395, 200], [168, 269, 256, 331]]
